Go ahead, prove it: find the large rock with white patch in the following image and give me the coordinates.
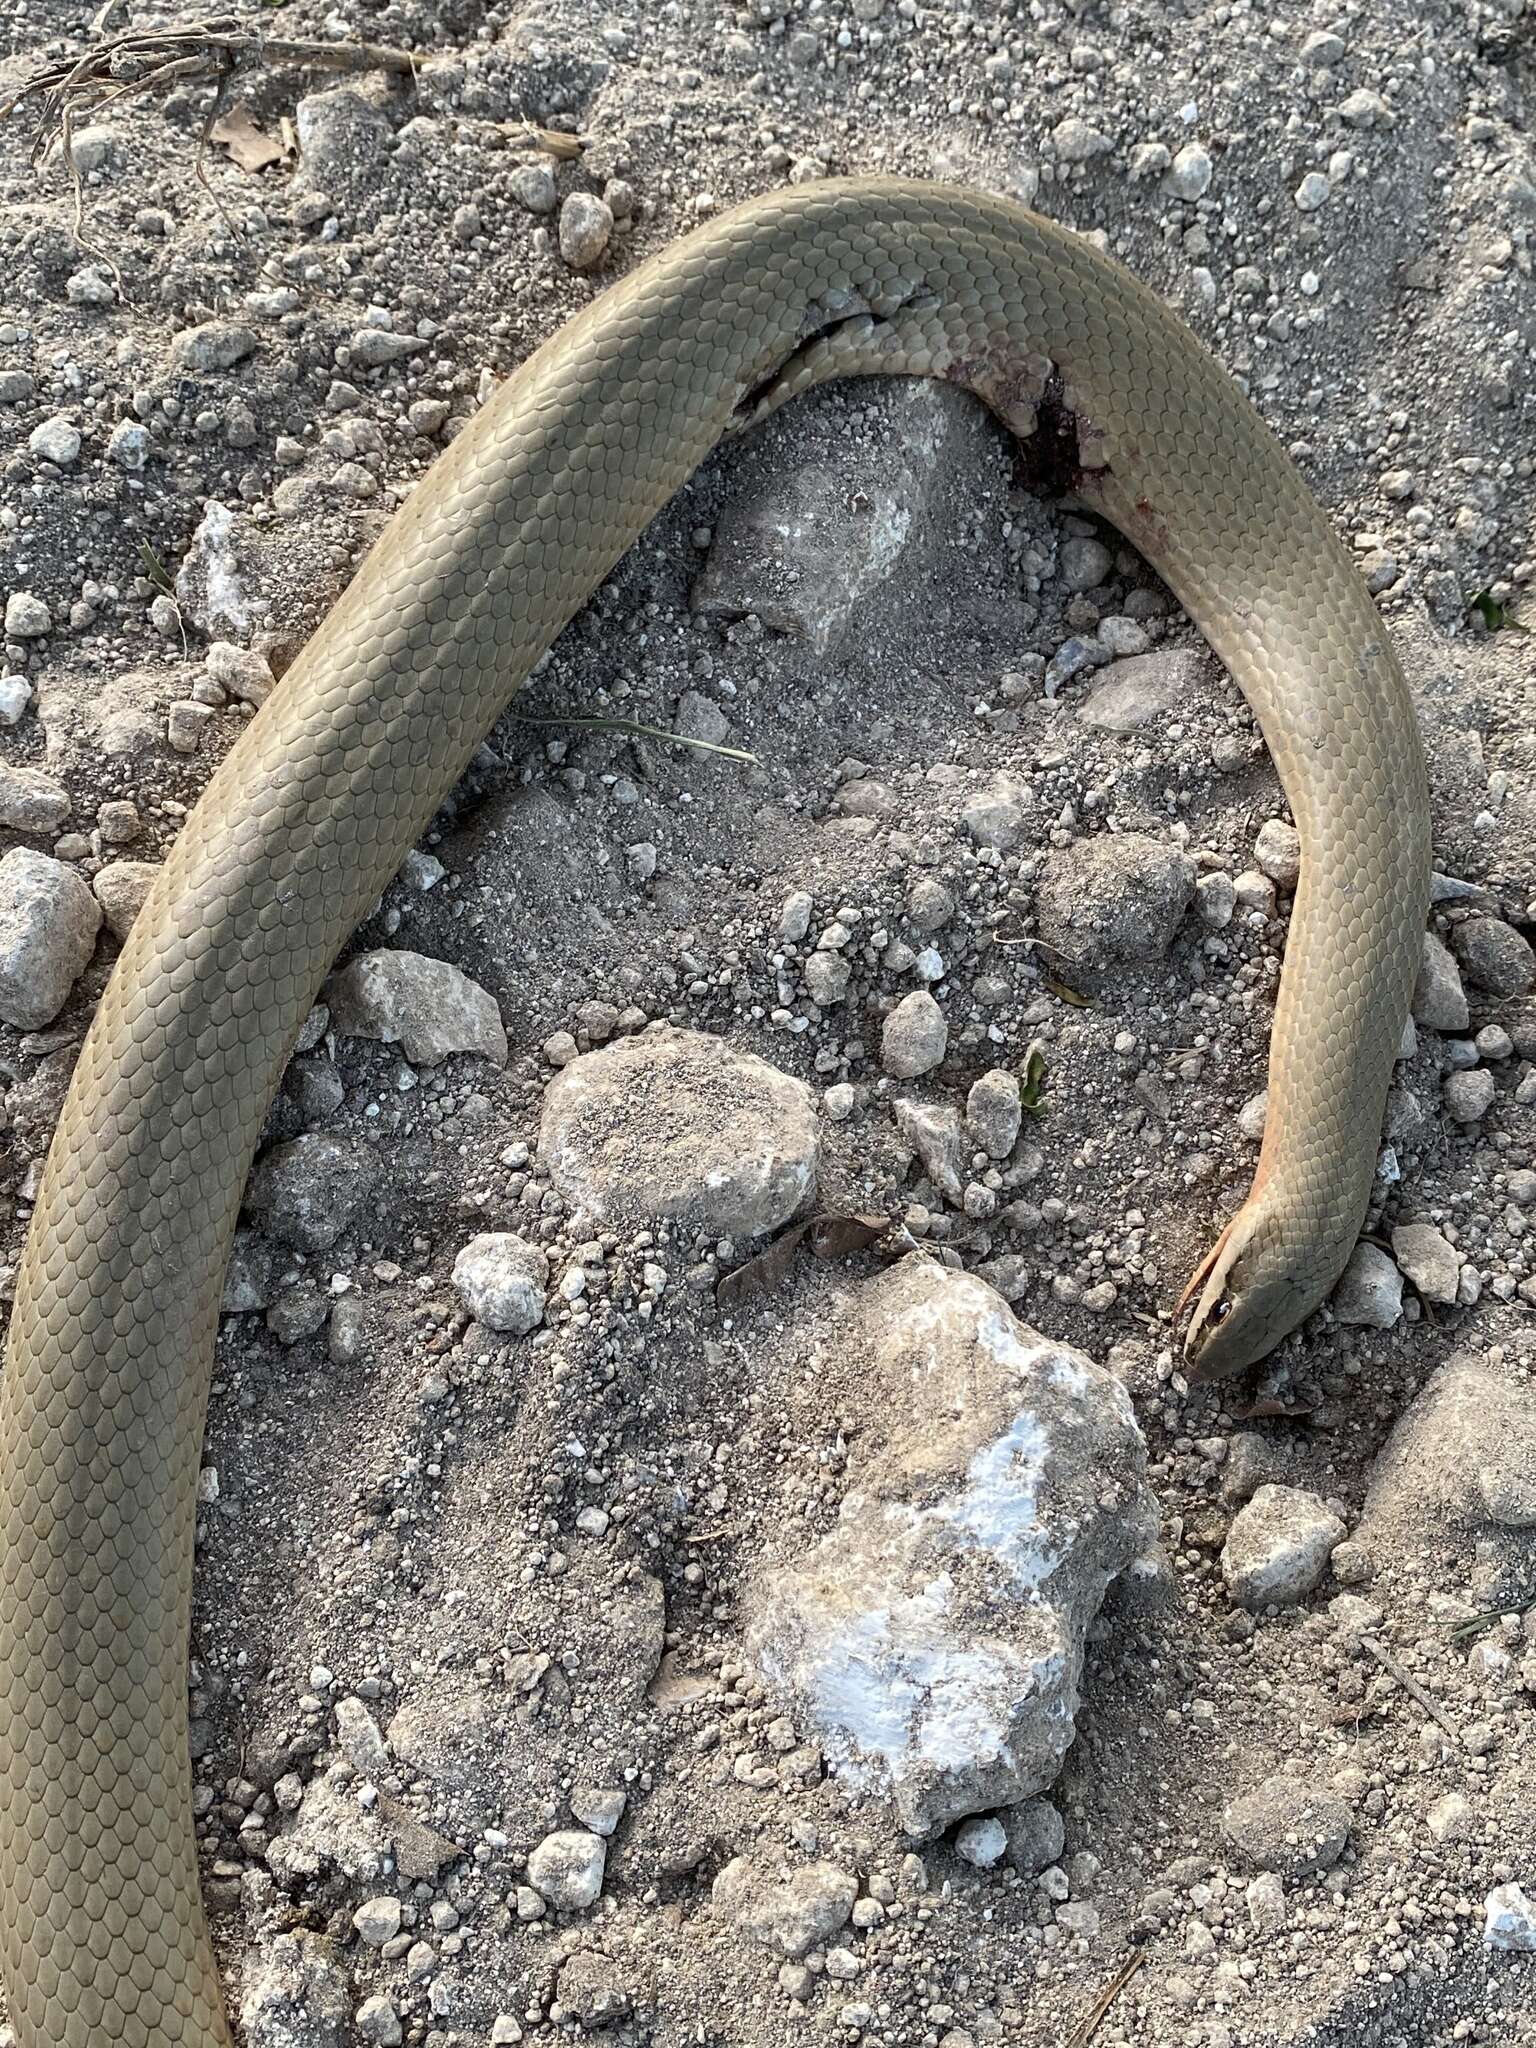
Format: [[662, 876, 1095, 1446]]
[[539, 1028, 818, 1238], [748, 1260, 1153, 1836]]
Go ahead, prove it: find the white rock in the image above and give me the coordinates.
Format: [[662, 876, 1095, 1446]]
[[955, 1815, 1008, 1869], [1254, 818, 1301, 889], [1485, 1882, 1536, 1951], [451, 1233, 548, 1334], [28, 417, 81, 465], [748, 1261, 1153, 1836], [527, 1829, 606, 1911], [1412, 933, 1469, 1031], [1221, 1484, 1345, 1608], [712, 1858, 856, 1956], [1390, 1222, 1459, 1305], [1330, 1242, 1403, 1328], [3, 593, 51, 638]]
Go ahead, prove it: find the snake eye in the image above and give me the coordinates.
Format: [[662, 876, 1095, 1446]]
[[1211, 1298, 1233, 1326]]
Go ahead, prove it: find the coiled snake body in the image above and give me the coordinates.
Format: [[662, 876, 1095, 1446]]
[[0, 181, 1428, 2044]]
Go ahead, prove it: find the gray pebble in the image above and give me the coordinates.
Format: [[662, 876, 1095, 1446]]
[[1221, 1484, 1345, 1607], [1390, 1222, 1459, 1304], [4, 593, 52, 639], [559, 193, 613, 271], [247, 1133, 376, 1251], [966, 1069, 1022, 1158], [452, 1232, 548, 1334], [1444, 1068, 1495, 1122], [1412, 934, 1470, 1032], [0, 763, 71, 834], [0, 848, 101, 1030], [527, 1829, 606, 1911], [171, 321, 258, 372], [882, 991, 948, 1078], [29, 417, 81, 465], [512, 163, 558, 214], [1451, 916, 1534, 998]]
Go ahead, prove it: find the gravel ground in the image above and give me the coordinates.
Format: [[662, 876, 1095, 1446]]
[[3, 1, 1536, 2044]]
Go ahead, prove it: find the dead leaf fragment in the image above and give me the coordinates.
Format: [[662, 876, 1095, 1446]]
[[211, 104, 284, 172], [716, 1211, 890, 1310]]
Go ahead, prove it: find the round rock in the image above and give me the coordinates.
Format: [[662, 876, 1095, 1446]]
[[1224, 1778, 1350, 1876], [539, 1028, 818, 1238], [246, 1133, 376, 1251], [1450, 916, 1534, 999], [1035, 835, 1194, 969], [451, 1232, 548, 1334]]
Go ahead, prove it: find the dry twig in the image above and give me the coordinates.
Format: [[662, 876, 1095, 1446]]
[[1067, 1950, 1145, 2048], [1361, 1635, 1462, 1750]]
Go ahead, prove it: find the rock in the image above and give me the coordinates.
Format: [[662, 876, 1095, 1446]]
[[206, 639, 275, 707], [712, 1858, 856, 1957], [1163, 141, 1214, 201], [240, 1932, 352, 2048], [540, 1029, 817, 1238], [691, 381, 980, 654], [1221, 1485, 1345, 1608], [326, 950, 507, 1066], [962, 774, 1029, 849], [451, 1232, 548, 1334], [1223, 1779, 1350, 1876], [1451, 917, 1534, 998], [1390, 1222, 1460, 1305], [1358, 1358, 1536, 1545], [352, 1895, 402, 1947], [895, 1098, 964, 1200], [553, 1950, 632, 2028], [1246, 1871, 1286, 1935], [1077, 649, 1203, 732], [907, 878, 955, 932], [334, 1696, 390, 1777], [966, 1069, 1022, 1158], [558, 192, 614, 270], [172, 321, 258, 372], [511, 162, 558, 213], [0, 763, 71, 834], [571, 1786, 626, 1837], [222, 1228, 277, 1314], [748, 1261, 1153, 1836], [93, 859, 159, 942], [28, 417, 81, 465], [1427, 1793, 1473, 1845], [1035, 835, 1194, 969], [1254, 819, 1302, 890], [355, 1996, 403, 2047], [1059, 536, 1112, 590], [292, 86, 391, 199], [527, 1830, 606, 1912], [1195, 872, 1236, 929], [955, 1815, 1007, 1868], [4, 593, 52, 638], [1413, 934, 1469, 1032], [246, 1133, 376, 1251], [107, 420, 150, 470], [1052, 115, 1113, 163], [881, 991, 948, 1078], [1330, 1242, 1403, 1328], [1300, 27, 1345, 64], [0, 848, 101, 1029], [1003, 1799, 1065, 1875], [1485, 1883, 1536, 1951], [1444, 1068, 1495, 1123]]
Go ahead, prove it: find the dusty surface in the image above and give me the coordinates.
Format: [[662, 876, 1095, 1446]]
[[3, 0, 1536, 2044]]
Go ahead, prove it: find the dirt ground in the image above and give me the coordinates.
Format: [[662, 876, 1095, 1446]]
[[2, 0, 1536, 2044]]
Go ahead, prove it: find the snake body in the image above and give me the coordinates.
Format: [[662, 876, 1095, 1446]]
[[0, 181, 1427, 2043]]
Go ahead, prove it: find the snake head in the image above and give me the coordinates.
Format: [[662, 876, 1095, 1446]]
[[1179, 1205, 1308, 1382]]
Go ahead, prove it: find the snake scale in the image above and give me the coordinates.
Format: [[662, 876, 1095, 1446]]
[[0, 180, 1429, 2044]]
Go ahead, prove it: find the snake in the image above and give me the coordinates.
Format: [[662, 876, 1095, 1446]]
[[0, 178, 1429, 2043]]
